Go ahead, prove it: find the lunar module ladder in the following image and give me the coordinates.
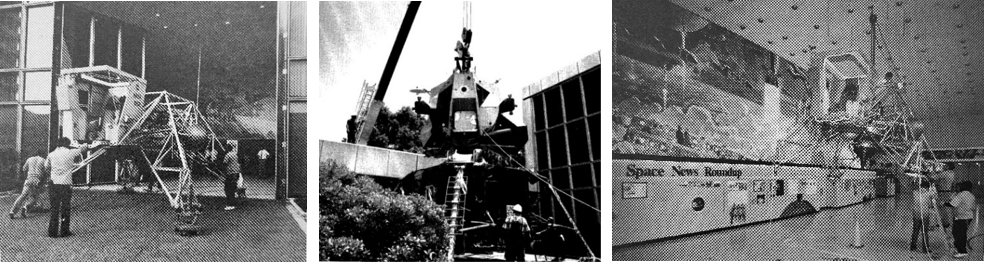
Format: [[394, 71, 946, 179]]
[[445, 176, 467, 234], [444, 165, 468, 261]]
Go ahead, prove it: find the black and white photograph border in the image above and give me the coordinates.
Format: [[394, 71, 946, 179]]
[[0, 1, 307, 262], [317, 0, 604, 262]]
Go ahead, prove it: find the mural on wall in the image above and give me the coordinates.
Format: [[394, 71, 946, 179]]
[[612, 0, 821, 163]]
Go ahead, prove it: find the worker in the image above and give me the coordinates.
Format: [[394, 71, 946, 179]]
[[502, 204, 531, 262], [257, 148, 270, 178], [945, 181, 976, 258], [936, 163, 957, 190], [346, 115, 358, 143], [9, 150, 47, 219], [46, 137, 89, 238], [910, 178, 935, 252], [207, 147, 219, 164], [223, 143, 241, 210]]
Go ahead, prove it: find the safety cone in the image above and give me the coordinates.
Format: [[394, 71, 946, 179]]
[[851, 220, 864, 248]]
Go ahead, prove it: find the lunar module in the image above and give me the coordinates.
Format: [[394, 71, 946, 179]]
[[58, 65, 225, 235]]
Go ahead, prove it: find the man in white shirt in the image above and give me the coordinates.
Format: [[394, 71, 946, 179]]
[[45, 137, 88, 238], [946, 181, 977, 258], [257, 148, 270, 178], [910, 178, 935, 252]]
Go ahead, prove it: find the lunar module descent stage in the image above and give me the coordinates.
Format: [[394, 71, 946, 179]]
[[59, 66, 226, 235]]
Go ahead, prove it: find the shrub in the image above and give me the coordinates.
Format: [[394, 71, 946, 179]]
[[319, 160, 450, 261], [319, 237, 371, 261]]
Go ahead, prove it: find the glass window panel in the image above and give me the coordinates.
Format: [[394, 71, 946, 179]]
[[0, 8, 20, 69], [544, 87, 563, 127], [532, 94, 545, 131], [0, 106, 15, 149], [288, 2, 305, 57], [553, 190, 573, 223], [588, 114, 600, 160], [571, 164, 594, 189], [562, 79, 584, 121], [0, 72, 16, 101], [23, 71, 49, 101], [538, 182, 553, 217], [288, 60, 305, 97], [566, 119, 590, 164], [93, 17, 118, 67], [21, 105, 49, 155], [582, 68, 600, 114], [550, 168, 571, 192], [25, 5, 53, 68], [548, 126, 568, 168], [573, 188, 600, 255], [62, 5, 90, 68], [535, 131, 548, 170], [0, 105, 14, 191], [121, 26, 143, 76], [288, 101, 306, 197], [574, 188, 599, 214]]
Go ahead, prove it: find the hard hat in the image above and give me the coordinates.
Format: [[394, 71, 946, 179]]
[[511, 204, 522, 213]]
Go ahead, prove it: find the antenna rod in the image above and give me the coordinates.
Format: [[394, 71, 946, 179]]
[[869, 6, 877, 89], [196, 46, 202, 105]]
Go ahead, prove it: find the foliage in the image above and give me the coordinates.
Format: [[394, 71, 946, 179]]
[[367, 106, 427, 153], [319, 160, 450, 261], [319, 237, 371, 261]]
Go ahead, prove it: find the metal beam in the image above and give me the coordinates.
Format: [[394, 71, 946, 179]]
[[355, 1, 420, 145], [374, 1, 419, 102]]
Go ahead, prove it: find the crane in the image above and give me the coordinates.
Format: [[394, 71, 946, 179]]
[[353, 1, 421, 145]]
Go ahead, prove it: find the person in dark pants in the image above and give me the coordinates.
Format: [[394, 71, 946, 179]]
[[946, 181, 976, 259], [45, 137, 87, 238], [223, 144, 240, 211], [346, 115, 358, 143], [502, 204, 531, 262], [256, 148, 270, 178]]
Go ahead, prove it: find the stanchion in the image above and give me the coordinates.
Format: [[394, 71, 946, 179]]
[[851, 219, 864, 248]]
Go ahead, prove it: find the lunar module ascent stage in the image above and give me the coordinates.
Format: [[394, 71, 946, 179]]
[[57, 65, 226, 235], [329, 2, 598, 260]]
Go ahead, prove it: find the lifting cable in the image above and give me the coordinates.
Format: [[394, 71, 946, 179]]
[[481, 133, 598, 259]]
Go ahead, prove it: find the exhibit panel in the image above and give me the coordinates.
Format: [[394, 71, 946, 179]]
[[613, 158, 877, 246]]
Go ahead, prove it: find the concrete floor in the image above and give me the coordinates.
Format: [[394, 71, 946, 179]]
[[614, 195, 983, 261], [0, 189, 304, 262]]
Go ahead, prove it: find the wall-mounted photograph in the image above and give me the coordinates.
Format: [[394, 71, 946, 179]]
[[0, 1, 306, 261], [612, 0, 982, 261], [319, 1, 601, 261]]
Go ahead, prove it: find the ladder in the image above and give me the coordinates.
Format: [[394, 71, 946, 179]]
[[444, 165, 468, 261], [444, 172, 467, 234]]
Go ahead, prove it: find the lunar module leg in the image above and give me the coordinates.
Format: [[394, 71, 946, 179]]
[[114, 91, 222, 235]]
